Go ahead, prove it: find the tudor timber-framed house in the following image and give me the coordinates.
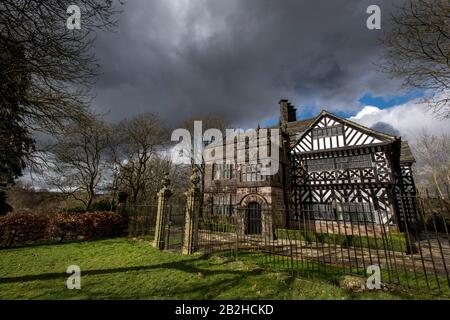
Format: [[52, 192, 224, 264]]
[[203, 99, 417, 235]]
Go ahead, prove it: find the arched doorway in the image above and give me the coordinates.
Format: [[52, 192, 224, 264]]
[[245, 202, 262, 235]]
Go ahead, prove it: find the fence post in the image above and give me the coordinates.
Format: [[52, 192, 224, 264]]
[[117, 191, 129, 234], [182, 167, 201, 255], [117, 191, 128, 216], [153, 172, 172, 250]]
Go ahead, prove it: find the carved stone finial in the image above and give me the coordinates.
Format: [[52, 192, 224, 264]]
[[190, 166, 200, 187], [158, 172, 172, 198], [161, 172, 170, 189]]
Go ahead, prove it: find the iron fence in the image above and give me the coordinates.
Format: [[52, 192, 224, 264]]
[[198, 196, 450, 294], [122, 196, 449, 294], [124, 203, 186, 251], [125, 204, 158, 237]]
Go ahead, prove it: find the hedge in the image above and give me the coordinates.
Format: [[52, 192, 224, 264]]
[[0, 211, 125, 247], [0, 214, 50, 247]]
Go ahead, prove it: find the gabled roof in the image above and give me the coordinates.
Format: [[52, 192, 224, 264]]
[[400, 141, 415, 163], [268, 118, 315, 141], [302, 110, 399, 142], [276, 110, 414, 162], [216, 109, 415, 163], [284, 118, 316, 137]]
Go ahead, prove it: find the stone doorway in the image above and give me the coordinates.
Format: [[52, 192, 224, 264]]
[[245, 202, 262, 235]]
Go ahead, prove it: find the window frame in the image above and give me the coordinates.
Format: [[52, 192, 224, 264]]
[[305, 154, 373, 172], [311, 125, 344, 139], [241, 163, 267, 182]]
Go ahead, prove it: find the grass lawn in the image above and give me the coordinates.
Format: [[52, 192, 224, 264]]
[[0, 237, 445, 300]]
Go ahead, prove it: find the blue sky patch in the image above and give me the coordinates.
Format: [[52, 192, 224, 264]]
[[358, 90, 424, 109], [261, 90, 425, 128]]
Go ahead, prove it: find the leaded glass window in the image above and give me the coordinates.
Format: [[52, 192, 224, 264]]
[[303, 202, 375, 222], [241, 164, 267, 182], [212, 193, 237, 215], [311, 126, 344, 139], [306, 154, 373, 172], [337, 202, 375, 222]]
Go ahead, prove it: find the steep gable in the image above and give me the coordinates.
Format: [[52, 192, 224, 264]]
[[292, 111, 397, 154]]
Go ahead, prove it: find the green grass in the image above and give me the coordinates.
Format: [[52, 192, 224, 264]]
[[0, 238, 446, 300], [275, 229, 407, 252], [199, 221, 236, 233]]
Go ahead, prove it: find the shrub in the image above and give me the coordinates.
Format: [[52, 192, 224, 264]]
[[83, 211, 125, 238], [65, 206, 86, 214], [91, 200, 116, 212], [0, 211, 125, 247], [302, 231, 316, 244], [51, 211, 125, 241], [0, 214, 50, 247], [51, 213, 89, 242], [0, 191, 12, 215], [316, 233, 328, 243], [341, 235, 354, 247]]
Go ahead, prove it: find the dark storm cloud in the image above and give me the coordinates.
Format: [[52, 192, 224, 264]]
[[92, 0, 406, 127], [370, 122, 401, 137]]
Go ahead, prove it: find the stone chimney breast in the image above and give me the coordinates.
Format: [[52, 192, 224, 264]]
[[279, 99, 297, 124]]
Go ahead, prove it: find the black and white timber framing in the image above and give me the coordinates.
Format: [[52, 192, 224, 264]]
[[289, 111, 417, 227]]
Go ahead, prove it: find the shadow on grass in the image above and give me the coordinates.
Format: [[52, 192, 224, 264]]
[[1, 241, 444, 299], [0, 255, 263, 285], [0, 236, 127, 251]]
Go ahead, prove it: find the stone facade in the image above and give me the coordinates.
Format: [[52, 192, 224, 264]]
[[202, 100, 297, 239]]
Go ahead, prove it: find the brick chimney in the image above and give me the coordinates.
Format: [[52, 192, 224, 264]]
[[279, 99, 296, 124]]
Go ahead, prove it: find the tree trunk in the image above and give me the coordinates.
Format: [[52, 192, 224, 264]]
[[86, 184, 95, 211], [432, 171, 444, 199]]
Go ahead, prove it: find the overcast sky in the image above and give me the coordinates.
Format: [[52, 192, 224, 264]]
[[21, 0, 450, 189], [90, 0, 448, 134]]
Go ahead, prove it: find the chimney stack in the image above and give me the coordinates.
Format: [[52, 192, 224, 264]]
[[279, 99, 297, 124]]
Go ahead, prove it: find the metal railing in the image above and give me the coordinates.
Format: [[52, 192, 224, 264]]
[[124, 203, 186, 251], [197, 196, 450, 294], [121, 196, 449, 293]]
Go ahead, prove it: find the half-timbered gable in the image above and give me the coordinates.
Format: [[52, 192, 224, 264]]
[[289, 111, 403, 224], [393, 141, 418, 229], [292, 111, 396, 153]]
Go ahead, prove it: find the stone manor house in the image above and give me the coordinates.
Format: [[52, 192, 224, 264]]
[[203, 99, 417, 236]]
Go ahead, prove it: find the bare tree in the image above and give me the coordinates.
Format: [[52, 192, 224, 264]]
[[42, 117, 112, 211], [0, 1, 122, 128], [382, 0, 450, 118], [412, 129, 450, 199], [0, 1, 121, 198], [110, 113, 170, 204], [177, 113, 230, 194], [138, 154, 191, 205]]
